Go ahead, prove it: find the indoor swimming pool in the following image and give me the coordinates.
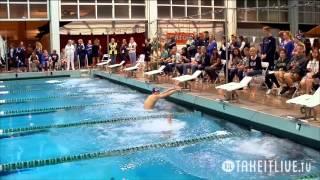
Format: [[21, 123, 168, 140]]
[[0, 77, 319, 179]]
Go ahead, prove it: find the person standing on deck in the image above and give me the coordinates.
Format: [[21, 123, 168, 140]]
[[128, 37, 137, 65], [120, 39, 128, 63], [65, 40, 75, 71], [261, 26, 276, 69], [109, 38, 118, 64], [86, 40, 93, 67], [92, 38, 101, 67], [77, 39, 86, 68]]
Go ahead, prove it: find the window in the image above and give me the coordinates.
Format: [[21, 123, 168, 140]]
[[214, 0, 224, 6], [187, 7, 199, 18], [258, 9, 268, 21], [172, 6, 185, 18], [279, 0, 288, 6], [246, 9, 257, 21], [61, 0, 77, 3], [115, 5, 129, 18], [237, 9, 245, 21], [114, 0, 129, 3], [30, 4, 48, 19], [258, 0, 267, 7], [97, 0, 112, 3], [279, 11, 288, 22], [97, 5, 112, 18], [268, 10, 279, 22], [131, 0, 145, 4], [201, 0, 211, 6], [269, 0, 279, 7], [214, 8, 224, 19], [157, 0, 170, 4], [61, 5, 78, 19], [237, 0, 245, 8], [202, 7, 212, 19], [9, 0, 26, 2], [79, 5, 95, 19], [187, 0, 198, 5], [247, 0, 256, 7], [158, 6, 170, 18], [172, 0, 185, 5], [10, 4, 28, 19], [79, 0, 92, 3], [0, 4, 7, 18], [131, 6, 145, 18]]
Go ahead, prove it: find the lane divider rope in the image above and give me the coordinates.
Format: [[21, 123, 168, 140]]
[[0, 112, 198, 137], [0, 85, 125, 95], [0, 102, 129, 118], [0, 131, 246, 173], [0, 91, 137, 104], [0, 81, 62, 88]]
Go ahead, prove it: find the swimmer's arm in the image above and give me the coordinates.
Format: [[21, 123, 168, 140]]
[[158, 87, 180, 98]]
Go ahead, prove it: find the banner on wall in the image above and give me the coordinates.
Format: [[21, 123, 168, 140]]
[[166, 32, 205, 45]]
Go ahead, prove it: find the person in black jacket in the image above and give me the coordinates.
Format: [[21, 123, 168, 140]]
[[265, 48, 290, 95], [142, 38, 152, 71], [86, 40, 93, 67], [261, 26, 276, 69], [191, 46, 210, 73], [246, 47, 262, 76], [77, 39, 86, 68], [15, 41, 26, 71], [166, 36, 176, 51], [50, 50, 59, 71], [280, 43, 308, 95], [205, 49, 222, 82]]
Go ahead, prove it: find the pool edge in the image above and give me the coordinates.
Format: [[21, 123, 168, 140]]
[[0, 70, 88, 81]]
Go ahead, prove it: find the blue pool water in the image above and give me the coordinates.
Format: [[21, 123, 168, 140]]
[[0, 77, 319, 180]]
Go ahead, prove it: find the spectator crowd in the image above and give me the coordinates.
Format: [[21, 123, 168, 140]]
[[1, 26, 319, 96]]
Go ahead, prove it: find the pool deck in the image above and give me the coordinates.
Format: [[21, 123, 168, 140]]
[[93, 70, 320, 150]]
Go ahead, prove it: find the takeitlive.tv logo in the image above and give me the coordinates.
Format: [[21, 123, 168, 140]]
[[221, 159, 312, 174]]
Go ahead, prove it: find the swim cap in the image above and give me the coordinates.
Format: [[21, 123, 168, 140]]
[[152, 88, 160, 93]]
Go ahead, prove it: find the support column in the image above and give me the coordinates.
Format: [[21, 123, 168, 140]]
[[225, 0, 237, 37], [49, 0, 60, 53], [146, 0, 158, 39], [288, 0, 299, 35]]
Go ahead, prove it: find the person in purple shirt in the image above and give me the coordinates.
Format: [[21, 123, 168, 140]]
[[207, 35, 217, 57], [280, 31, 294, 60], [40, 50, 50, 71]]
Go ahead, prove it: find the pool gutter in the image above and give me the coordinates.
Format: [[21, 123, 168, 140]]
[[93, 70, 320, 150]]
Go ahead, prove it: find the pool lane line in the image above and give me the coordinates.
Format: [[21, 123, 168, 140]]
[[0, 102, 129, 118], [0, 77, 69, 84], [0, 91, 137, 105], [0, 81, 62, 88], [0, 85, 120, 95], [0, 131, 246, 173], [0, 112, 198, 138]]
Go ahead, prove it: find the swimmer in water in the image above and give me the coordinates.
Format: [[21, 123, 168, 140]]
[[144, 86, 181, 109]]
